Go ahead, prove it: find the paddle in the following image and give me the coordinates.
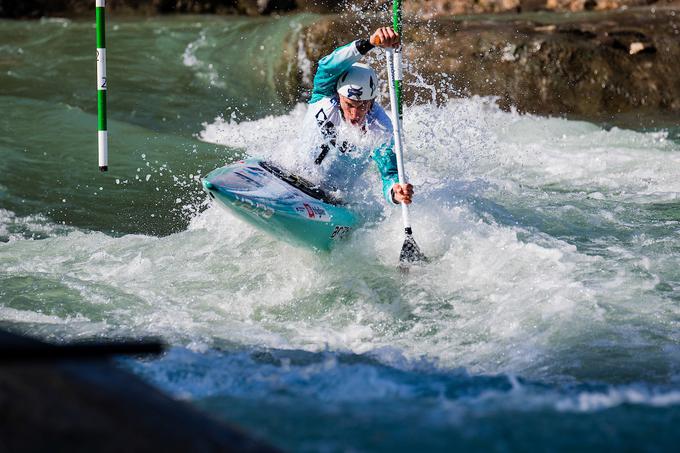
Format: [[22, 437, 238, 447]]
[[384, 0, 427, 270]]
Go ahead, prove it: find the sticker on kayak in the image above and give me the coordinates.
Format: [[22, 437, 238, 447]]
[[232, 196, 274, 219], [294, 203, 330, 222], [242, 166, 267, 177], [208, 167, 267, 191], [331, 226, 351, 239]]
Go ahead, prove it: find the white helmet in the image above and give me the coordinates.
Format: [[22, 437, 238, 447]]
[[336, 63, 378, 101]]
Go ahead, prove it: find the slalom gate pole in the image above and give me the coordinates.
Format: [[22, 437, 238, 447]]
[[96, 0, 108, 171]]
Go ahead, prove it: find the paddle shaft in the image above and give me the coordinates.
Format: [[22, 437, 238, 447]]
[[385, 49, 411, 232], [386, 0, 412, 232], [96, 0, 108, 171], [392, 0, 403, 119]]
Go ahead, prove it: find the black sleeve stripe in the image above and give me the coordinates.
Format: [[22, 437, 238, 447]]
[[356, 39, 374, 55]]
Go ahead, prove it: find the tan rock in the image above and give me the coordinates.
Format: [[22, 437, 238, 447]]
[[297, 7, 680, 119]]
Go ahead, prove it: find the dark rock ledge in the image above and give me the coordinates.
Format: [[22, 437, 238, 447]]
[[298, 6, 680, 119], [0, 330, 278, 452]]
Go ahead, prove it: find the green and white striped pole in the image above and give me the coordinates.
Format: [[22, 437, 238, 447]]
[[392, 0, 403, 124], [96, 0, 108, 171]]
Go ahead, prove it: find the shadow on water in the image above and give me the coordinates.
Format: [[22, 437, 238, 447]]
[[129, 345, 680, 453]]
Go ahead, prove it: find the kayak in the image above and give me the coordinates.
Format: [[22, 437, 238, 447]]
[[202, 159, 357, 250]]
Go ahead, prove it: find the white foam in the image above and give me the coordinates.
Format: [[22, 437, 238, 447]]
[[198, 103, 308, 160], [182, 31, 225, 88], [0, 306, 87, 325], [556, 386, 680, 412], [0, 208, 75, 242], [39, 17, 71, 27]]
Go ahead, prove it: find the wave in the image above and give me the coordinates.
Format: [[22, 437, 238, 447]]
[[129, 346, 680, 413]]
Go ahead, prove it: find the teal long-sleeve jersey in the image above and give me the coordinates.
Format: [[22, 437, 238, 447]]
[[302, 39, 400, 205]]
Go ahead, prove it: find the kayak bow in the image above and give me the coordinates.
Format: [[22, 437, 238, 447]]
[[202, 160, 357, 251]]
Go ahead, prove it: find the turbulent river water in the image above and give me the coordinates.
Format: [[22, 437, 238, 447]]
[[1, 14, 680, 452]]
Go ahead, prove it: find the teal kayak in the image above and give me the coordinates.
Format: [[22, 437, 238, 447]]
[[202, 160, 357, 250]]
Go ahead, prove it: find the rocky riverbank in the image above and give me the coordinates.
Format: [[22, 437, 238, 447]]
[[298, 5, 680, 119]]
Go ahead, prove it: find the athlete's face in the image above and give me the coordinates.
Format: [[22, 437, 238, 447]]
[[339, 96, 373, 126]]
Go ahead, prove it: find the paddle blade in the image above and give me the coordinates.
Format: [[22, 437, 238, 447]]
[[399, 233, 427, 266]]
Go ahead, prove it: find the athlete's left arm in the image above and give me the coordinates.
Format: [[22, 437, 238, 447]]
[[369, 105, 402, 205], [372, 142, 400, 205]]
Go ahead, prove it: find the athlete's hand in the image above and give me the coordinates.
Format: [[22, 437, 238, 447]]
[[370, 27, 400, 48], [392, 183, 413, 204]]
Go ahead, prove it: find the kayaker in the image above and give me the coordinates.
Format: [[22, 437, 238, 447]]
[[302, 26, 413, 206]]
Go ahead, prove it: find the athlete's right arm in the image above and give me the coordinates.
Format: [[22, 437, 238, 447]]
[[309, 40, 375, 104]]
